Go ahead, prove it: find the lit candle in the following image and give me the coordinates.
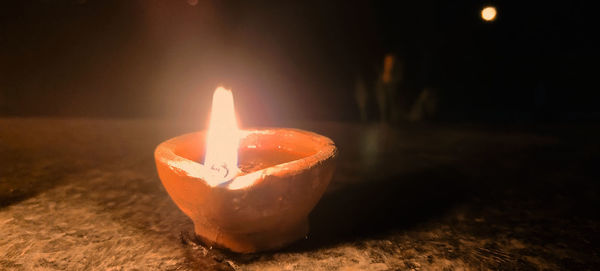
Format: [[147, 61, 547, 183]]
[[155, 87, 337, 253]]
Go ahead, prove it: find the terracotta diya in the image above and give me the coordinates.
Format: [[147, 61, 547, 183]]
[[155, 87, 337, 253]]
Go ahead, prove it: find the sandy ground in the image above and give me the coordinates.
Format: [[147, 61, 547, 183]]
[[1, 118, 599, 270]]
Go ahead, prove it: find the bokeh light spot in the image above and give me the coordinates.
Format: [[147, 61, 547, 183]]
[[481, 6, 497, 22]]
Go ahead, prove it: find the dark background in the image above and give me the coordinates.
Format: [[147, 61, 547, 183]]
[[1, 2, 600, 269], [1, 0, 598, 124]]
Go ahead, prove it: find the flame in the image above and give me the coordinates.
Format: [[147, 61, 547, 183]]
[[204, 87, 241, 185]]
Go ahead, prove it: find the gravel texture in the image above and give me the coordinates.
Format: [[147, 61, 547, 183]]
[[1, 118, 599, 270]]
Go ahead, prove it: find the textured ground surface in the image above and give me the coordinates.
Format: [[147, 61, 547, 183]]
[[1, 118, 599, 270]]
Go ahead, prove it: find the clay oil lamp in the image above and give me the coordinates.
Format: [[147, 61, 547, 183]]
[[155, 87, 337, 253]]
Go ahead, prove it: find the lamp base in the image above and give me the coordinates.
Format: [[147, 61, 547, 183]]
[[194, 219, 309, 253]]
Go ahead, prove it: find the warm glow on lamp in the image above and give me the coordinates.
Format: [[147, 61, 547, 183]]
[[204, 87, 241, 184], [154, 86, 337, 252], [481, 6, 497, 22]]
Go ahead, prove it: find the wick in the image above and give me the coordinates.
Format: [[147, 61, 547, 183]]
[[210, 163, 230, 178]]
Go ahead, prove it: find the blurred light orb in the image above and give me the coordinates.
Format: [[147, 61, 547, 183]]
[[481, 6, 497, 21], [187, 0, 198, 6]]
